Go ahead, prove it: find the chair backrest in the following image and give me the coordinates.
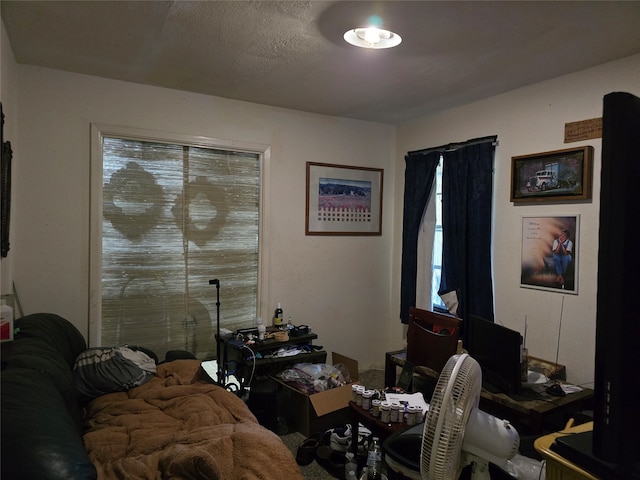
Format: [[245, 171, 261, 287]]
[[406, 307, 462, 373]]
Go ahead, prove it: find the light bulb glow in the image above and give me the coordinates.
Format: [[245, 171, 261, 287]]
[[343, 26, 402, 49], [363, 27, 381, 45]]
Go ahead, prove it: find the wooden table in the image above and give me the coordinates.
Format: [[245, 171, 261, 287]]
[[385, 349, 593, 434], [534, 421, 599, 480]]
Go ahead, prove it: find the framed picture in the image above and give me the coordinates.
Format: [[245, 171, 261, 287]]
[[510, 146, 593, 203], [306, 162, 383, 236], [1, 103, 12, 258], [520, 215, 579, 294]]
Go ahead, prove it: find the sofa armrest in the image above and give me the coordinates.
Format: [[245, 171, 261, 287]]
[[1, 369, 97, 479]]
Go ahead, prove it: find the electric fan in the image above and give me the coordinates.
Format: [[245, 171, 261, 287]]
[[421, 354, 520, 480]]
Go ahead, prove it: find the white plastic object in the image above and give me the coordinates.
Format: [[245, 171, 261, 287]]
[[420, 354, 520, 480], [256, 317, 266, 340]]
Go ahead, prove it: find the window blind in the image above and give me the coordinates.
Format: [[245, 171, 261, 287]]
[[100, 137, 260, 360]]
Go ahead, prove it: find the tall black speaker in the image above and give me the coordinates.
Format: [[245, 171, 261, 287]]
[[594, 91, 640, 466]]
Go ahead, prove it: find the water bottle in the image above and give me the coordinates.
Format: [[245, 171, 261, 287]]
[[256, 317, 266, 340], [366, 436, 382, 479]]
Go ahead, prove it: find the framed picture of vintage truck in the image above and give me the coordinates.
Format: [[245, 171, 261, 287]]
[[510, 146, 593, 203]]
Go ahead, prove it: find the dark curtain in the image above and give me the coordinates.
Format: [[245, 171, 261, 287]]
[[400, 136, 496, 342], [399, 150, 440, 323], [440, 137, 496, 345]]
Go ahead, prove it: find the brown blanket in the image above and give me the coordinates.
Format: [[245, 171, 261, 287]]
[[83, 359, 303, 480]]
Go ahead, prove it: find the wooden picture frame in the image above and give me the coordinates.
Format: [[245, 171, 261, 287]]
[[521, 215, 579, 294], [1, 103, 12, 258], [510, 146, 593, 203], [305, 162, 383, 236]]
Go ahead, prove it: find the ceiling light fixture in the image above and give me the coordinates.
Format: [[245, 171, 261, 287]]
[[343, 26, 402, 49]]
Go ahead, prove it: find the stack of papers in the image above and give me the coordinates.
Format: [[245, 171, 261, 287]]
[[384, 392, 430, 413]]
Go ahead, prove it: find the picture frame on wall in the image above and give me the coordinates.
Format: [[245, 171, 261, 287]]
[[306, 162, 383, 236], [510, 146, 593, 203], [1, 103, 12, 258], [520, 215, 579, 294]]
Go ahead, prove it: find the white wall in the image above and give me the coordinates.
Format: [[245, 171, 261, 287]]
[[392, 54, 640, 385], [0, 12, 18, 297], [5, 53, 396, 369]]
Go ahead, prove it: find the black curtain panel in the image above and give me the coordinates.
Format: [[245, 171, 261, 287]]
[[399, 150, 440, 323], [400, 136, 496, 339], [440, 138, 496, 344]]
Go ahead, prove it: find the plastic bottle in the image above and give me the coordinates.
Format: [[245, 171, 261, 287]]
[[380, 402, 391, 423], [256, 317, 266, 340], [366, 436, 382, 479], [273, 303, 284, 327], [344, 452, 357, 479], [362, 390, 373, 411]]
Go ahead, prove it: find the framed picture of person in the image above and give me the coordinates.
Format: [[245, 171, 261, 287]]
[[520, 215, 579, 294]]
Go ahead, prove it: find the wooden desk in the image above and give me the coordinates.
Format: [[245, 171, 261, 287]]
[[534, 421, 599, 480], [385, 350, 593, 434], [349, 401, 407, 455]]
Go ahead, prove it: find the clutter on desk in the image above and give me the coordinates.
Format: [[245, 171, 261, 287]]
[[218, 321, 322, 366], [225, 322, 310, 346], [350, 384, 427, 426], [559, 383, 583, 394], [290, 325, 310, 337], [241, 343, 321, 362], [278, 362, 353, 394], [266, 331, 289, 342]]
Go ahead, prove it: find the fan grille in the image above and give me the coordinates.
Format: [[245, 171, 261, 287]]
[[420, 354, 482, 480]]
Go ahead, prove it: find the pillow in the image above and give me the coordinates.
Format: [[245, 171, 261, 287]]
[[73, 346, 157, 401], [162, 349, 197, 363]]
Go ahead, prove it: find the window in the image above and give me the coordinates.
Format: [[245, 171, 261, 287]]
[[401, 137, 495, 324], [416, 155, 445, 312], [430, 157, 445, 310], [90, 125, 268, 360]]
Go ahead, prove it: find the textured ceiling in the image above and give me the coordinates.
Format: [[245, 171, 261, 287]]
[[2, 1, 640, 125]]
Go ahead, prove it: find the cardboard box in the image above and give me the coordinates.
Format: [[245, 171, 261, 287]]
[[275, 352, 359, 437]]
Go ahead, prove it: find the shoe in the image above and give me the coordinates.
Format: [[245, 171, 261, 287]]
[[329, 424, 351, 452], [315, 444, 333, 469], [296, 438, 319, 466], [316, 445, 346, 475]]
